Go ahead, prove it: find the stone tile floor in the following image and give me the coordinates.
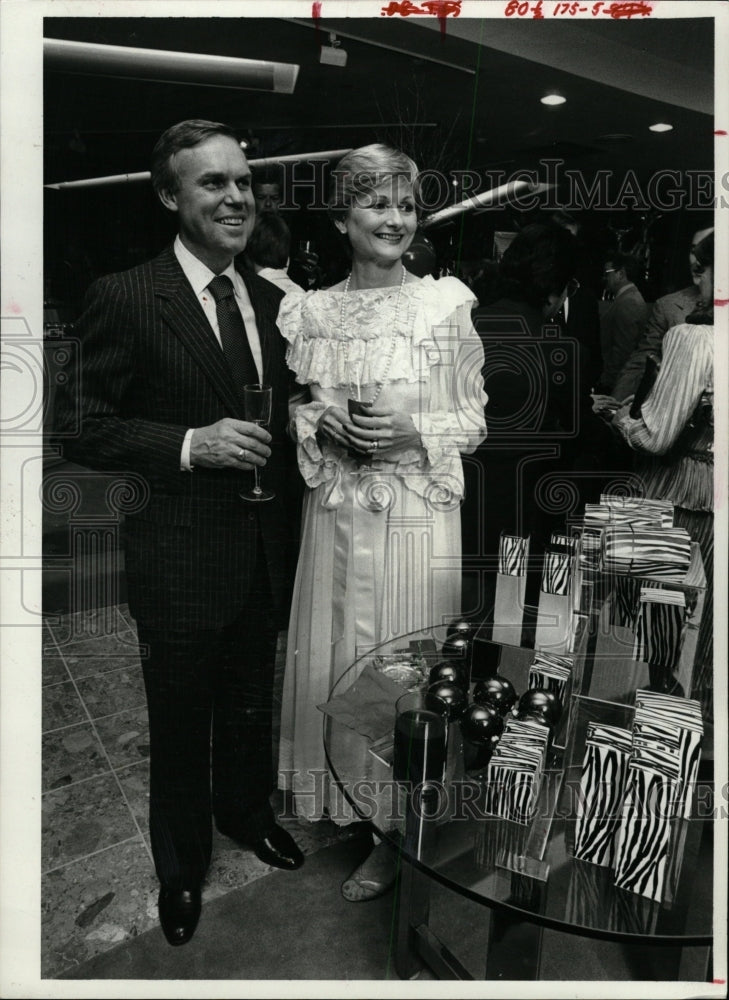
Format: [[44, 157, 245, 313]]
[[40, 604, 344, 979]]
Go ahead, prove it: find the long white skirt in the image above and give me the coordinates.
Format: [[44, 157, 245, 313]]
[[278, 464, 462, 823]]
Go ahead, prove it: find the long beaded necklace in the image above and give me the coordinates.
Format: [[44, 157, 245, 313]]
[[339, 265, 407, 405]]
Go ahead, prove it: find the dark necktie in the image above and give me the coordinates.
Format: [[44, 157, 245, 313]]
[[208, 274, 258, 402]]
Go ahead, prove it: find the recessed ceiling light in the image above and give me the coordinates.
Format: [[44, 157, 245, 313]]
[[649, 122, 673, 132], [597, 133, 634, 143], [541, 94, 566, 106]]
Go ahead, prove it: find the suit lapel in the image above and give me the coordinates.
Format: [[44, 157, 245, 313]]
[[153, 247, 242, 416]]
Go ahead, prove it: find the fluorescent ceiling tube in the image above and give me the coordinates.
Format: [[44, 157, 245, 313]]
[[45, 150, 353, 191], [44, 38, 299, 94]]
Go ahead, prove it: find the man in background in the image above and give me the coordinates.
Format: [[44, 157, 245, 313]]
[[611, 226, 714, 401], [596, 252, 649, 394]]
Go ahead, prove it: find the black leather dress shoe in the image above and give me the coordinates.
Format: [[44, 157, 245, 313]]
[[249, 825, 305, 870], [218, 821, 305, 870], [158, 886, 202, 946]]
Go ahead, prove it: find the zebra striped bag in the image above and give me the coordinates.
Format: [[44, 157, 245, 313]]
[[613, 760, 681, 902], [599, 494, 674, 528], [600, 524, 692, 579], [498, 533, 529, 576], [541, 547, 573, 596], [529, 651, 572, 705], [585, 504, 662, 531], [634, 693, 703, 820], [485, 765, 541, 825], [607, 576, 642, 630], [485, 718, 549, 824], [632, 587, 687, 676], [573, 723, 632, 868], [634, 689, 702, 726]]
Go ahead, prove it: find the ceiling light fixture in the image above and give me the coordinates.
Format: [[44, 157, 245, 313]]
[[649, 122, 674, 132], [44, 38, 300, 94], [45, 149, 354, 191], [319, 32, 348, 68], [541, 93, 566, 106]]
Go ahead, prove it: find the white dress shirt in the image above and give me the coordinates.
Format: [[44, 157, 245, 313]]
[[174, 236, 263, 470]]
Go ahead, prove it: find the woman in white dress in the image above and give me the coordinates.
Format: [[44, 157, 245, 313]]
[[277, 145, 487, 898]]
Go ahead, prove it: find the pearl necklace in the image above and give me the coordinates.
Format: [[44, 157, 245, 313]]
[[339, 265, 407, 405]]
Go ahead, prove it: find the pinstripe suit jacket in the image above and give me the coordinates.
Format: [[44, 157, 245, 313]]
[[58, 245, 296, 630]]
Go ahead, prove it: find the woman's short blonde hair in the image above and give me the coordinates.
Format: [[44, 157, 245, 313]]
[[328, 144, 420, 221]]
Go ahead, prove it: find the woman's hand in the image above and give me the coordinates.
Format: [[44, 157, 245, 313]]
[[347, 404, 421, 457], [316, 405, 359, 450], [591, 394, 621, 423]]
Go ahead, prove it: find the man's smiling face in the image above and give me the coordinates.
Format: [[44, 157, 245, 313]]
[[160, 134, 255, 272]]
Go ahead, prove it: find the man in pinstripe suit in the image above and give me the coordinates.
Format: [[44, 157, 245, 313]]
[[59, 120, 304, 946], [611, 226, 714, 402]]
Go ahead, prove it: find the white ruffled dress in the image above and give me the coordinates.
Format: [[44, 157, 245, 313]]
[[277, 275, 487, 823]]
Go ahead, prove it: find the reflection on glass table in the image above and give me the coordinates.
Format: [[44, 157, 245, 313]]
[[322, 623, 714, 982]]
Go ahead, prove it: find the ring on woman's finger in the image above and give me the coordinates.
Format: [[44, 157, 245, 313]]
[[238, 447, 247, 461], [372, 440, 379, 452]]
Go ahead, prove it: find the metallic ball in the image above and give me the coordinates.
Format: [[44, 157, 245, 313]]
[[516, 687, 562, 728], [460, 702, 504, 744], [402, 233, 437, 278], [472, 675, 518, 716], [441, 634, 471, 661], [426, 681, 468, 720], [429, 659, 469, 691], [446, 619, 478, 641]]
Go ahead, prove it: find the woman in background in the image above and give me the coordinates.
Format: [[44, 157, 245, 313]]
[[277, 144, 487, 899], [614, 231, 714, 714]]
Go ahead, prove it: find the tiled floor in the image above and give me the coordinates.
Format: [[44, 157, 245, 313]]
[[40, 604, 341, 979]]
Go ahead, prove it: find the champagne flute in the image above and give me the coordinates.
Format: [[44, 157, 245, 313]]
[[240, 383, 274, 502]]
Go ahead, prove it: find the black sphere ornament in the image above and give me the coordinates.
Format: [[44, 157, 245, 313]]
[[516, 688, 562, 728], [460, 702, 504, 744], [441, 633, 471, 662], [446, 620, 478, 641], [426, 681, 468, 720], [403, 232, 437, 279], [473, 675, 518, 716], [429, 659, 469, 691]]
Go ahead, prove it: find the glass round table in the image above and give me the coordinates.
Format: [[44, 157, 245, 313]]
[[322, 623, 715, 982]]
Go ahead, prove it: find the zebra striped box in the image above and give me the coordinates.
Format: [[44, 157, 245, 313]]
[[498, 533, 528, 577], [484, 717, 549, 824], [529, 651, 572, 706], [613, 760, 681, 902], [633, 691, 703, 820], [599, 494, 674, 528], [600, 524, 692, 580], [492, 534, 529, 648], [573, 723, 632, 868], [632, 587, 687, 679]]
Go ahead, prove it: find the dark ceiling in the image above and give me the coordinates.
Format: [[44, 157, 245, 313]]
[[43, 13, 716, 296], [45, 14, 714, 191]]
